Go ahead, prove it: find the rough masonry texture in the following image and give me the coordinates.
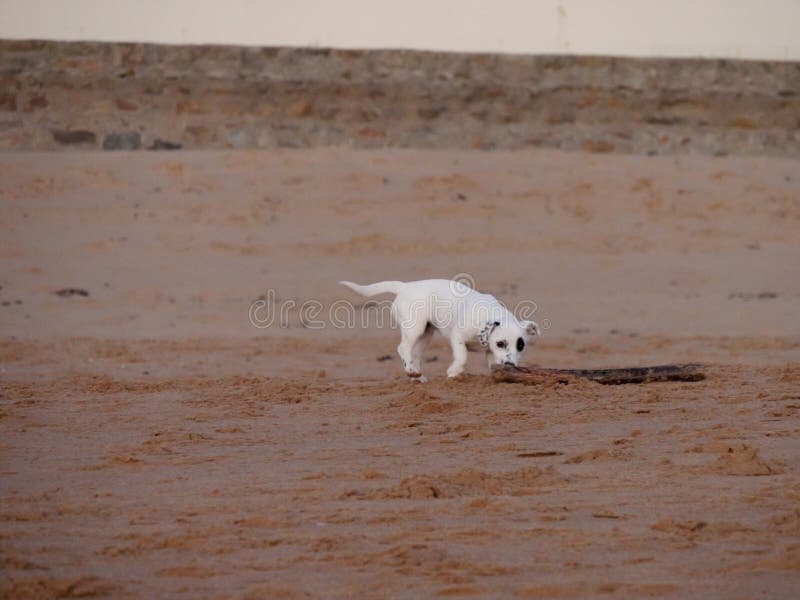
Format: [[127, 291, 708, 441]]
[[1, 40, 799, 155]]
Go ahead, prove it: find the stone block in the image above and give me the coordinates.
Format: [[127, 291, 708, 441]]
[[51, 129, 97, 146], [102, 131, 141, 150]]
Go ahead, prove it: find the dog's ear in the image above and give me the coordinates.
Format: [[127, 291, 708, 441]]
[[521, 320, 540, 337], [478, 320, 500, 347]]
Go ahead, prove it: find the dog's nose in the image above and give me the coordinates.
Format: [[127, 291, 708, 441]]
[[503, 361, 516, 366]]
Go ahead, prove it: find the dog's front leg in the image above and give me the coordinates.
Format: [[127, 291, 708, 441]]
[[446, 339, 468, 378]]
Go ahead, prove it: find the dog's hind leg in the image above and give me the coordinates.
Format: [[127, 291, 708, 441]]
[[397, 320, 430, 382], [411, 323, 435, 371]]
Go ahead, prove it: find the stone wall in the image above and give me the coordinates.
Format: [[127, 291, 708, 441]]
[[1, 40, 799, 155]]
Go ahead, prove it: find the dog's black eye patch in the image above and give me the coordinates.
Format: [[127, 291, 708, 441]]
[[516, 337, 525, 352], [496, 340, 507, 349]]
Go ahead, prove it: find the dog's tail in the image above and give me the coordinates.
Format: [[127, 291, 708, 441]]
[[339, 280, 404, 297]]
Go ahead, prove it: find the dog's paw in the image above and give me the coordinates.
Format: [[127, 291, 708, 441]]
[[409, 374, 428, 383], [446, 366, 465, 378]]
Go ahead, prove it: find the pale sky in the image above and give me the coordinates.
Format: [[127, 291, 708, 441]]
[[1, 0, 799, 60]]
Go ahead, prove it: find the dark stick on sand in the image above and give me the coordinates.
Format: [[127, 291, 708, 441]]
[[492, 364, 706, 385]]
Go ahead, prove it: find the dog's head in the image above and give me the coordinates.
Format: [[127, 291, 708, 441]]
[[479, 319, 540, 366]]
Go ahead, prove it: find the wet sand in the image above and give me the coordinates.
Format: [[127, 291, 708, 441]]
[[1, 148, 799, 598]]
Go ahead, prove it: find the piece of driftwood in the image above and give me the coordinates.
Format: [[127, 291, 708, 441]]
[[492, 363, 705, 385]]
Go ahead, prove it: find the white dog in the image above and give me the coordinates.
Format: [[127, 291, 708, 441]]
[[339, 279, 539, 381]]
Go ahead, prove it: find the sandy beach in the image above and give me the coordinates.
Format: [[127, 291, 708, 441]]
[[1, 148, 799, 598]]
